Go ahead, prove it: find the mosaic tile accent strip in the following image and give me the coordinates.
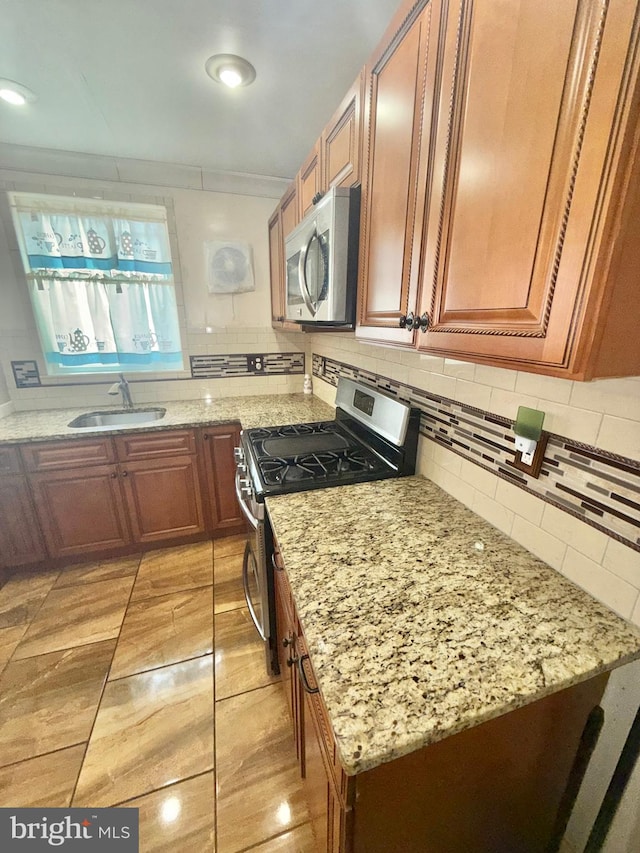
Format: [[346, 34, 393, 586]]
[[190, 352, 304, 379], [11, 360, 41, 388], [312, 353, 640, 552]]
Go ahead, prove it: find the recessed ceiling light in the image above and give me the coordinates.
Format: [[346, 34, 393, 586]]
[[204, 54, 256, 88], [0, 78, 37, 106]]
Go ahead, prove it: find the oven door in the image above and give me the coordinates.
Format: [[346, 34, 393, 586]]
[[235, 471, 272, 649]]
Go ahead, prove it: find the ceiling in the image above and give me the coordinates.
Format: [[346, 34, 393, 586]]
[[0, 0, 401, 181]]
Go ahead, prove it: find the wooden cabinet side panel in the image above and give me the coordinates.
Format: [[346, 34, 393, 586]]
[[299, 142, 322, 217], [268, 208, 284, 324], [351, 675, 608, 853], [0, 476, 47, 568], [30, 466, 130, 557], [121, 456, 205, 543], [203, 426, 243, 532], [281, 181, 299, 242], [21, 438, 115, 472]]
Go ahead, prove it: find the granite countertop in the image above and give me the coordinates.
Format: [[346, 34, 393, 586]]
[[0, 394, 335, 444], [266, 476, 640, 777]]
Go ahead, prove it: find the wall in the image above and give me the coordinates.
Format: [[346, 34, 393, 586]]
[[0, 148, 306, 410], [307, 330, 640, 852]]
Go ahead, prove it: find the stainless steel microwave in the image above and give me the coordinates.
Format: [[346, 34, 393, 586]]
[[284, 186, 360, 326]]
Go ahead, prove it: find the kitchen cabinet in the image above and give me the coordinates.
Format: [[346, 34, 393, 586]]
[[357, 0, 640, 379], [200, 424, 244, 535], [272, 532, 609, 853], [321, 72, 364, 192], [0, 446, 46, 569], [298, 142, 322, 219], [269, 181, 301, 331], [23, 429, 206, 560], [356, 0, 441, 346]]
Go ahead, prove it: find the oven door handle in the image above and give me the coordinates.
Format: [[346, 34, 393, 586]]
[[235, 471, 258, 530], [242, 542, 267, 642]]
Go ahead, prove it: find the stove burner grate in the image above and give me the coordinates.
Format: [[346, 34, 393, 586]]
[[259, 447, 386, 486]]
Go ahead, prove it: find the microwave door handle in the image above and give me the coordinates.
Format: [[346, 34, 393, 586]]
[[298, 228, 318, 317]]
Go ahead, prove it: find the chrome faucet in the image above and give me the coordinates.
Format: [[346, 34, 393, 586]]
[[108, 373, 134, 409]]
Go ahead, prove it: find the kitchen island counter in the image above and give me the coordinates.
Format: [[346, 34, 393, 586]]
[[266, 475, 640, 777], [0, 393, 334, 444]]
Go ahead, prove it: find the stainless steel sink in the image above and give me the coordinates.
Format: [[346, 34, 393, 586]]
[[67, 408, 167, 429]]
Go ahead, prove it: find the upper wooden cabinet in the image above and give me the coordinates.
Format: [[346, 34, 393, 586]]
[[358, 0, 640, 379], [298, 142, 322, 219], [357, 0, 441, 345], [270, 181, 302, 332], [322, 72, 364, 192]]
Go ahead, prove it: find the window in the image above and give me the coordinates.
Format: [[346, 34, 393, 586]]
[[9, 192, 184, 375]]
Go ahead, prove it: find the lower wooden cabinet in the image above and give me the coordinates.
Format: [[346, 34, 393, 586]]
[[0, 424, 242, 568], [200, 425, 244, 534], [273, 536, 609, 853], [30, 464, 131, 558], [0, 474, 47, 568]]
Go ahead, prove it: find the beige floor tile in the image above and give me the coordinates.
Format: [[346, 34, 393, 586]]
[[250, 822, 320, 852], [0, 640, 115, 767], [73, 656, 214, 807], [0, 744, 86, 807], [213, 534, 246, 560], [213, 552, 245, 614], [131, 542, 213, 602], [216, 683, 310, 853], [215, 608, 278, 700], [54, 555, 141, 588], [109, 586, 213, 680], [0, 569, 59, 630], [120, 772, 215, 853], [0, 625, 28, 677], [14, 575, 135, 659]]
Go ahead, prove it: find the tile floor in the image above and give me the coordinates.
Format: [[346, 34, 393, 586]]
[[0, 536, 319, 852]]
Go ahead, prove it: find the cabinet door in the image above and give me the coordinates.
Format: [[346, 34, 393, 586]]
[[417, 0, 636, 374], [357, 0, 442, 345], [30, 465, 130, 557], [121, 455, 205, 544], [299, 142, 322, 218], [269, 208, 285, 324], [322, 72, 364, 191], [0, 475, 47, 568], [281, 180, 299, 243], [303, 690, 331, 852], [201, 425, 243, 534]]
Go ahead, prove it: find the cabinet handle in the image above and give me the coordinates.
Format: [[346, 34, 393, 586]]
[[297, 654, 320, 694], [399, 313, 410, 329], [203, 433, 209, 440], [272, 552, 284, 571], [282, 636, 293, 648], [417, 312, 430, 333], [110, 471, 117, 479], [121, 470, 128, 477]]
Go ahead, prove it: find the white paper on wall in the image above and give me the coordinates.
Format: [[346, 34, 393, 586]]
[[205, 240, 255, 294]]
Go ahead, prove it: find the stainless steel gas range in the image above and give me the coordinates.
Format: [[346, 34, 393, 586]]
[[233, 378, 421, 675]]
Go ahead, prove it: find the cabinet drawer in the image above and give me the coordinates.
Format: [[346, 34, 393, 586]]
[[115, 429, 196, 461], [21, 438, 115, 472], [0, 445, 23, 475]]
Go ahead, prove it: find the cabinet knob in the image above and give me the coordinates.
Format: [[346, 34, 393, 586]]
[[282, 636, 292, 648], [399, 314, 408, 329], [110, 471, 117, 479], [121, 470, 128, 477], [203, 433, 210, 440], [312, 191, 324, 205], [417, 312, 430, 332]]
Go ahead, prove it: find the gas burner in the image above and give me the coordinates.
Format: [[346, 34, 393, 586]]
[[248, 421, 336, 442], [258, 448, 386, 487]]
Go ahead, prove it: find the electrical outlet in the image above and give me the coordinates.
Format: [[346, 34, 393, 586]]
[[247, 354, 265, 373]]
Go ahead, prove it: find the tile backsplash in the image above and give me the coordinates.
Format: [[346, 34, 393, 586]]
[[313, 352, 640, 555]]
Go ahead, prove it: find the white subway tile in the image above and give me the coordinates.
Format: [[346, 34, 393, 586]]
[[489, 387, 539, 420], [602, 538, 640, 587], [443, 359, 476, 380], [515, 372, 573, 404], [417, 353, 445, 372], [570, 377, 640, 421], [427, 466, 476, 509], [474, 364, 517, 391], [453, 379, 493, 410], [431, 443, 463, 476], [541, 504, 609, 563], [471, 492, 515, 537], [495, 478, 545, 526], [560, 548, 639, 619], [511, 516, 567, 570], [597, 416, 640, 461], [459, 458, 497, 497], [541, 401, 603, 446]]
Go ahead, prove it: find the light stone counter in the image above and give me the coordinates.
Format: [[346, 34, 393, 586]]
[[266, 476, 640, 776], [0, 394, 334, 444]]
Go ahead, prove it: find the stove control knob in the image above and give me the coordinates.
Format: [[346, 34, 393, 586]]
[[233, 447, 244, 463], [237, 463, 247, 475]]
